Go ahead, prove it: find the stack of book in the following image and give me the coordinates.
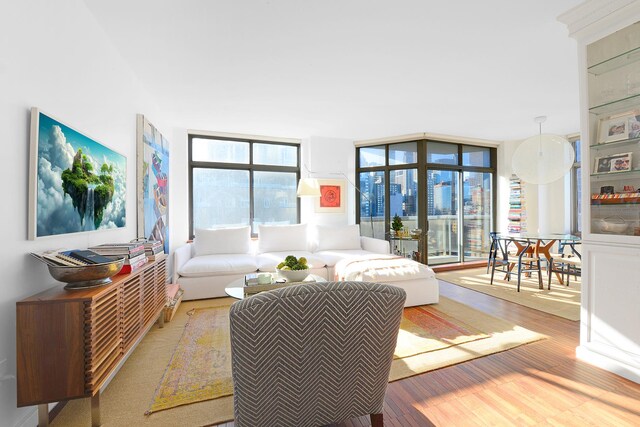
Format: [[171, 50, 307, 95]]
[[141, 240, 164, 261], [31, 249, 115, 267], [88, 243, 147, 274]]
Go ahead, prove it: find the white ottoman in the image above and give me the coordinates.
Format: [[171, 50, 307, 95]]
[[334, 255, 439, 307]]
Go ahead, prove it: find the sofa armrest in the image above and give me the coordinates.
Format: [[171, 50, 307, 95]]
[[360, 236, 390, 254], [173, 243, 194, 283]]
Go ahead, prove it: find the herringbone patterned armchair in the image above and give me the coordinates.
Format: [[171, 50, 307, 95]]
[[229, 281, 406, 427]]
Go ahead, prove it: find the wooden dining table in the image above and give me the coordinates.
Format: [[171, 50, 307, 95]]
[[495, 233, 581, 286]]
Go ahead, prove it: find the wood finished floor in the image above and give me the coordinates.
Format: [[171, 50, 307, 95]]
[[216, 280, 640, 426]]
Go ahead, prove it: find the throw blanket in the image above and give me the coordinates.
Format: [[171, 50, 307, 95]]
[[334, 254, 436, 282]]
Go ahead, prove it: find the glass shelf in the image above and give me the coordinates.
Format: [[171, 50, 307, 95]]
[[590, 136, 640, 150], [589, 93, 640, 115], [590, 169, 640, 180], [588, 46, 640, 75]]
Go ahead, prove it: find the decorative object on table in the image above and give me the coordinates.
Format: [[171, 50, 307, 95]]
[[596, 216, 628, 233], [275, 255, 310, 282], [30, 250, 124, 289], [600, 185, 615, 194], [137, 114, 170, 255], [28, 108, 126, 240], [88, 242, 148, 274], [597, 111, 633, 144], [512, 116, 574, 185], [410, 228, 422, 238], [314, 178, 346, 213], [593, 152, 632, 173], [391, 214, 404, 235]]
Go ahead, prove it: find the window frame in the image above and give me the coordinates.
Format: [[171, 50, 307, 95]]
[[188, 133, 301, 238], [356, 140, 497, 263]]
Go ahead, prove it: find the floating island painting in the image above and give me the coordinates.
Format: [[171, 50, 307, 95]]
[[29, 110, 126, 239]]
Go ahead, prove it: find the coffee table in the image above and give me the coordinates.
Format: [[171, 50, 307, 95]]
[[225, 273, 327, 299]]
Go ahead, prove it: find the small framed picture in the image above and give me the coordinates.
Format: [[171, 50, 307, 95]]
[[593, 152, 632, 174], [315, 179, 346, 213], [628, 114, 640, 139], [597, 112, 633, 144]]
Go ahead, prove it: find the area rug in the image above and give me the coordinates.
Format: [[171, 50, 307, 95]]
[[437, 267, 581, 321], [51, 297, 544, 427], [146, 307, 233, 414]]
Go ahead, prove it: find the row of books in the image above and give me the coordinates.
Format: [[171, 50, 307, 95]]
[[32, 249, 114, 267], [33, 240, 165, 275]]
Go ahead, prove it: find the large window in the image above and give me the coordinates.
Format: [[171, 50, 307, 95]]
[[357, 140, 496, 265], [188, 134, 300, 237]]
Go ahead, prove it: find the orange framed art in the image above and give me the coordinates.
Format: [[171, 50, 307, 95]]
[[315, 179, 346, 213]]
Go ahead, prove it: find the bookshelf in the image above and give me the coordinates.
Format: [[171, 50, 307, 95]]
[[508, 176, 526, 234]]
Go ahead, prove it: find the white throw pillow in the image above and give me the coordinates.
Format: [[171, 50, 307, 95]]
[[315, 224, 362, 251], [258, 224, 308, 253], [194, 226, 251, 256]]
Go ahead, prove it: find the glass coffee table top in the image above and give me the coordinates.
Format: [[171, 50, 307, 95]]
[[225, 273, 326, 299]]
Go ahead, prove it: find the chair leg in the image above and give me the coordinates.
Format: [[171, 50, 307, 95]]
[[371, 413, 384, 427], [537, 259, 542, 289], [548, 259, 553, 290], [517, 260, 522, 292]]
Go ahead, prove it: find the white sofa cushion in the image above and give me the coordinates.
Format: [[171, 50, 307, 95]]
[[314, 249, 374, 267], [314, 224, 362, 252], [194, 226, 251, 256], [258, 224, 308, 253], [178, 253, 258, 278], [256, 251, 326, 270]]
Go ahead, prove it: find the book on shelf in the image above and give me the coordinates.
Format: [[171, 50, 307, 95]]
[[89, 243, 145, 256], [65, 250, 114, 264], [41, 252, 86, 267], [102, 253, 146, 264], [146, 251, 165, 261], [118, 256, 148, 274]]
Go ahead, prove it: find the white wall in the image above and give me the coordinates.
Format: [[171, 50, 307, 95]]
[[301, 136, 355, 226], [0, 1, 164, 425]]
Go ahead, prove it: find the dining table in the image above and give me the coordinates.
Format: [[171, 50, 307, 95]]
[[495, 233, 581, 286]]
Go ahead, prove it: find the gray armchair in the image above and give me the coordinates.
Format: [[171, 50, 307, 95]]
[[229, 281, 406, 427]]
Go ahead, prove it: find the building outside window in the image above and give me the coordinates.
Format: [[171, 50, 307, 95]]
[[356, 140, 496, 265], [188, 134, 300, 237]]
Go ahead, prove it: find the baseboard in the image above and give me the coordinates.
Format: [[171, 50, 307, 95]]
[[14, 401, 66, 427], [576, 345, 640, 384]]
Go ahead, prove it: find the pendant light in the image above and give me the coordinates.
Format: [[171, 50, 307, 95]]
[[512, 116, 575, 185]]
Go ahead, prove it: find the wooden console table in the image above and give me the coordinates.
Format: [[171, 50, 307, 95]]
[[16, 255, 168, 427]]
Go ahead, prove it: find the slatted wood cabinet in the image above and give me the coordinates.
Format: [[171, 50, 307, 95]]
[[16, 255, 167, 426]]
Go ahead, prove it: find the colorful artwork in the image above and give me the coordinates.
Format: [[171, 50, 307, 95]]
[[28, 109, 126, 239], [315, 179, 346, 213], [137, 115, 169, 254]]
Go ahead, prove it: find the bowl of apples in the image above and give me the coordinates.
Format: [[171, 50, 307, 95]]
[[276, 255, 310, 282]]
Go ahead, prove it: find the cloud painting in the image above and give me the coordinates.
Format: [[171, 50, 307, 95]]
[[30, 110, 126, 238]]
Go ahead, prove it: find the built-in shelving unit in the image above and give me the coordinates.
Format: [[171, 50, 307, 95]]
[[507, 176, 526, 234], [560, 2, 640, 385]]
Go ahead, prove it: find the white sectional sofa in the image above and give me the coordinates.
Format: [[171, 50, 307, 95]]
[[173, 223, 439, 307]]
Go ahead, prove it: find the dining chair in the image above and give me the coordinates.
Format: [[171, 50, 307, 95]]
[[486, 231, 499, 273], [490, 237, 543, 291], [229, 281, 406, 427], [547, 254, 581, 288]]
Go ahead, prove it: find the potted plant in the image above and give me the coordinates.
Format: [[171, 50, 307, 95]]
[[391, 214, 403, 236]]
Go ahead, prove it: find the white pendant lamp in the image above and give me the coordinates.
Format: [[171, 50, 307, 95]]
[[296, 178, 321, 197], [512, 116, 575, 185]]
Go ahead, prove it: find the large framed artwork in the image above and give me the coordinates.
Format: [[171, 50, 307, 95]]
[[28, 108, 126, 239], [315, 179, 346, 213], [136, 114, 169, 254]]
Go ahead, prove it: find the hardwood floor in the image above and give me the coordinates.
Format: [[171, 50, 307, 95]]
[[217, 280, 640, 426]]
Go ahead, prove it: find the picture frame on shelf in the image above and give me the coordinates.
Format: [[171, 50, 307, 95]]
[[593, 152, 632, 174], [597, 112, 633, 144], [628, 114, 640, 139]]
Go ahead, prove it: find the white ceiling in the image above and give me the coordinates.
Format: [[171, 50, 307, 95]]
[[84, 0, 583, 142]]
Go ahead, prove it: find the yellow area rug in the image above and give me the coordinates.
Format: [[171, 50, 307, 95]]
[[437, 267, 581, 321], [52, 296, 545, 426]]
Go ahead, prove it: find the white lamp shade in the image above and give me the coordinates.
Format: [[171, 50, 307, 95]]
[[296, 178, 321, 197], [512, 134, 575, 185]]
